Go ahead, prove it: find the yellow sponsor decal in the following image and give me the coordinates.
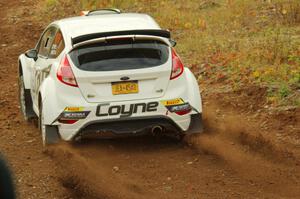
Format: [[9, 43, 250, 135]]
[[160, 98, 184, 106], [64, 107, 84, 112]]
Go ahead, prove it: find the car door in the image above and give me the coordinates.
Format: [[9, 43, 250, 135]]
[[31, 26, 57, 107]]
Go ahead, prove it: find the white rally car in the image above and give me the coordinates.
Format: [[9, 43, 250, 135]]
[[18, 9, 203, 145]]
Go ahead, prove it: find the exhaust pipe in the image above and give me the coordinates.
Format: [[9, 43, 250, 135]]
[[151, 125, 163, 136]]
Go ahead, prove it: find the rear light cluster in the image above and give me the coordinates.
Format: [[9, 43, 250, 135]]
[[168, 103, 192, 116], [58, 110, 91, 125], [174, 108, 192, 116], [170, 48, 184, 80], [57, 55, 78, 87], [58, 119, 78, 124]]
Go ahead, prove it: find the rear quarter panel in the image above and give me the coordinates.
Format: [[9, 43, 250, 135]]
[[183, 68, 202, 113]]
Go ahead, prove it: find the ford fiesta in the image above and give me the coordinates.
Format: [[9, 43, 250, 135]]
[[18, 9, 203, 146]]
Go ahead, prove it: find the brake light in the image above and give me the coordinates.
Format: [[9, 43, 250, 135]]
[[167, 103, 192, 116], [57, 55, 78, 87], [58, 119, 78, 124], [170, 49, 184, 80], [174, 109, 192, 115]]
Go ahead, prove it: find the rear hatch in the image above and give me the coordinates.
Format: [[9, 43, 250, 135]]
[[69, 37, 171, 103]]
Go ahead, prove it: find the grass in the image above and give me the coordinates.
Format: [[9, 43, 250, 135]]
[[41, 0, 300, 107]]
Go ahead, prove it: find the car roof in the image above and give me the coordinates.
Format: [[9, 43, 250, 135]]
[[54, 13, 161, 40]]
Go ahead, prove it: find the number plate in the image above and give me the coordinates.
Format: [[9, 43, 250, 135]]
[[112, 81, 139, 95]]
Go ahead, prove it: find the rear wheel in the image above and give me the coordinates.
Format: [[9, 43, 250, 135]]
[[18, 76, 36, 121], [38, 100, 60, 146]]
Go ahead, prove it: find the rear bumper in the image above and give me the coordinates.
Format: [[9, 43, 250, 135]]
[[42, 68, 203, 141], [73, 113, 203, 140]]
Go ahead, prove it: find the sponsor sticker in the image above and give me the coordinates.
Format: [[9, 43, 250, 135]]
[[96, 102, 159, 118], [60, 111, 90, 119], [64, 107, 85, 112], [160, 98, 184, 106], [166, 103, 191, 113]]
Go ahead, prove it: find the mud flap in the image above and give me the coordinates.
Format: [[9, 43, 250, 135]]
[[24, 89, 37, 119], [187, 113, 203, 134], [44, 125, 60, 145]]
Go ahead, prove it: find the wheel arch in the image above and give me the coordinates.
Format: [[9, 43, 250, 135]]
[[183, 67, 202, 113], [18, 54, 33, 89], [18, 60, 23, 76], [38, 92, 42, 110], [38, 90, 60, 146], [38, 77, 63, 125]]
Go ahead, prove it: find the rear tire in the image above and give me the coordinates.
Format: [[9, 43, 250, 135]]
[[39, 100, 60, 146], [18, 76, 36, 121]]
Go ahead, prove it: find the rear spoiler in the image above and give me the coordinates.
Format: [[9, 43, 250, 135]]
[[71, 29, 171, 46]]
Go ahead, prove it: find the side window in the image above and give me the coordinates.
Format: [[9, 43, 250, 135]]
[[37, 27, 57, 57], [49, 30, 65, 58]]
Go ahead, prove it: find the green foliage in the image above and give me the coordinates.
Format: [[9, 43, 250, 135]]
[[279, 84, 291, 99], [294, 98, 300, 107], [45, 0, 57, 8]]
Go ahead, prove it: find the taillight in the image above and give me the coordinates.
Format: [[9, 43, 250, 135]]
[[170, 48, 184, 80], [174, 109, 192, 116], [57, 55, 78, 87], [58, 119, 78, 124], [167, 103, 192, 116]]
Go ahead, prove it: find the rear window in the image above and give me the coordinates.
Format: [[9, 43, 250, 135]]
[[69, 38, 169, 71]]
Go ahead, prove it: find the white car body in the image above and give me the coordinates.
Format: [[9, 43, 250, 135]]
[[18, 11, 203, 145]]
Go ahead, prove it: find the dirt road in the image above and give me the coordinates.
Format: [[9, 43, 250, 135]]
[[0, 0, 299, 198]]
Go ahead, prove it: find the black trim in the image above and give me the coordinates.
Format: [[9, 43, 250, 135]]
[[87, 9, 121, 16], [72, 29, 171, 45], [73, 115, 182, 140]]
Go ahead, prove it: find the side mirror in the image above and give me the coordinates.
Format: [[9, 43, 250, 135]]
[[169, 39, 177, 47], [25, 49, 38, 60]]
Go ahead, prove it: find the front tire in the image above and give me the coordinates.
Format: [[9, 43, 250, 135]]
[[38, 100, 60, 146]]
